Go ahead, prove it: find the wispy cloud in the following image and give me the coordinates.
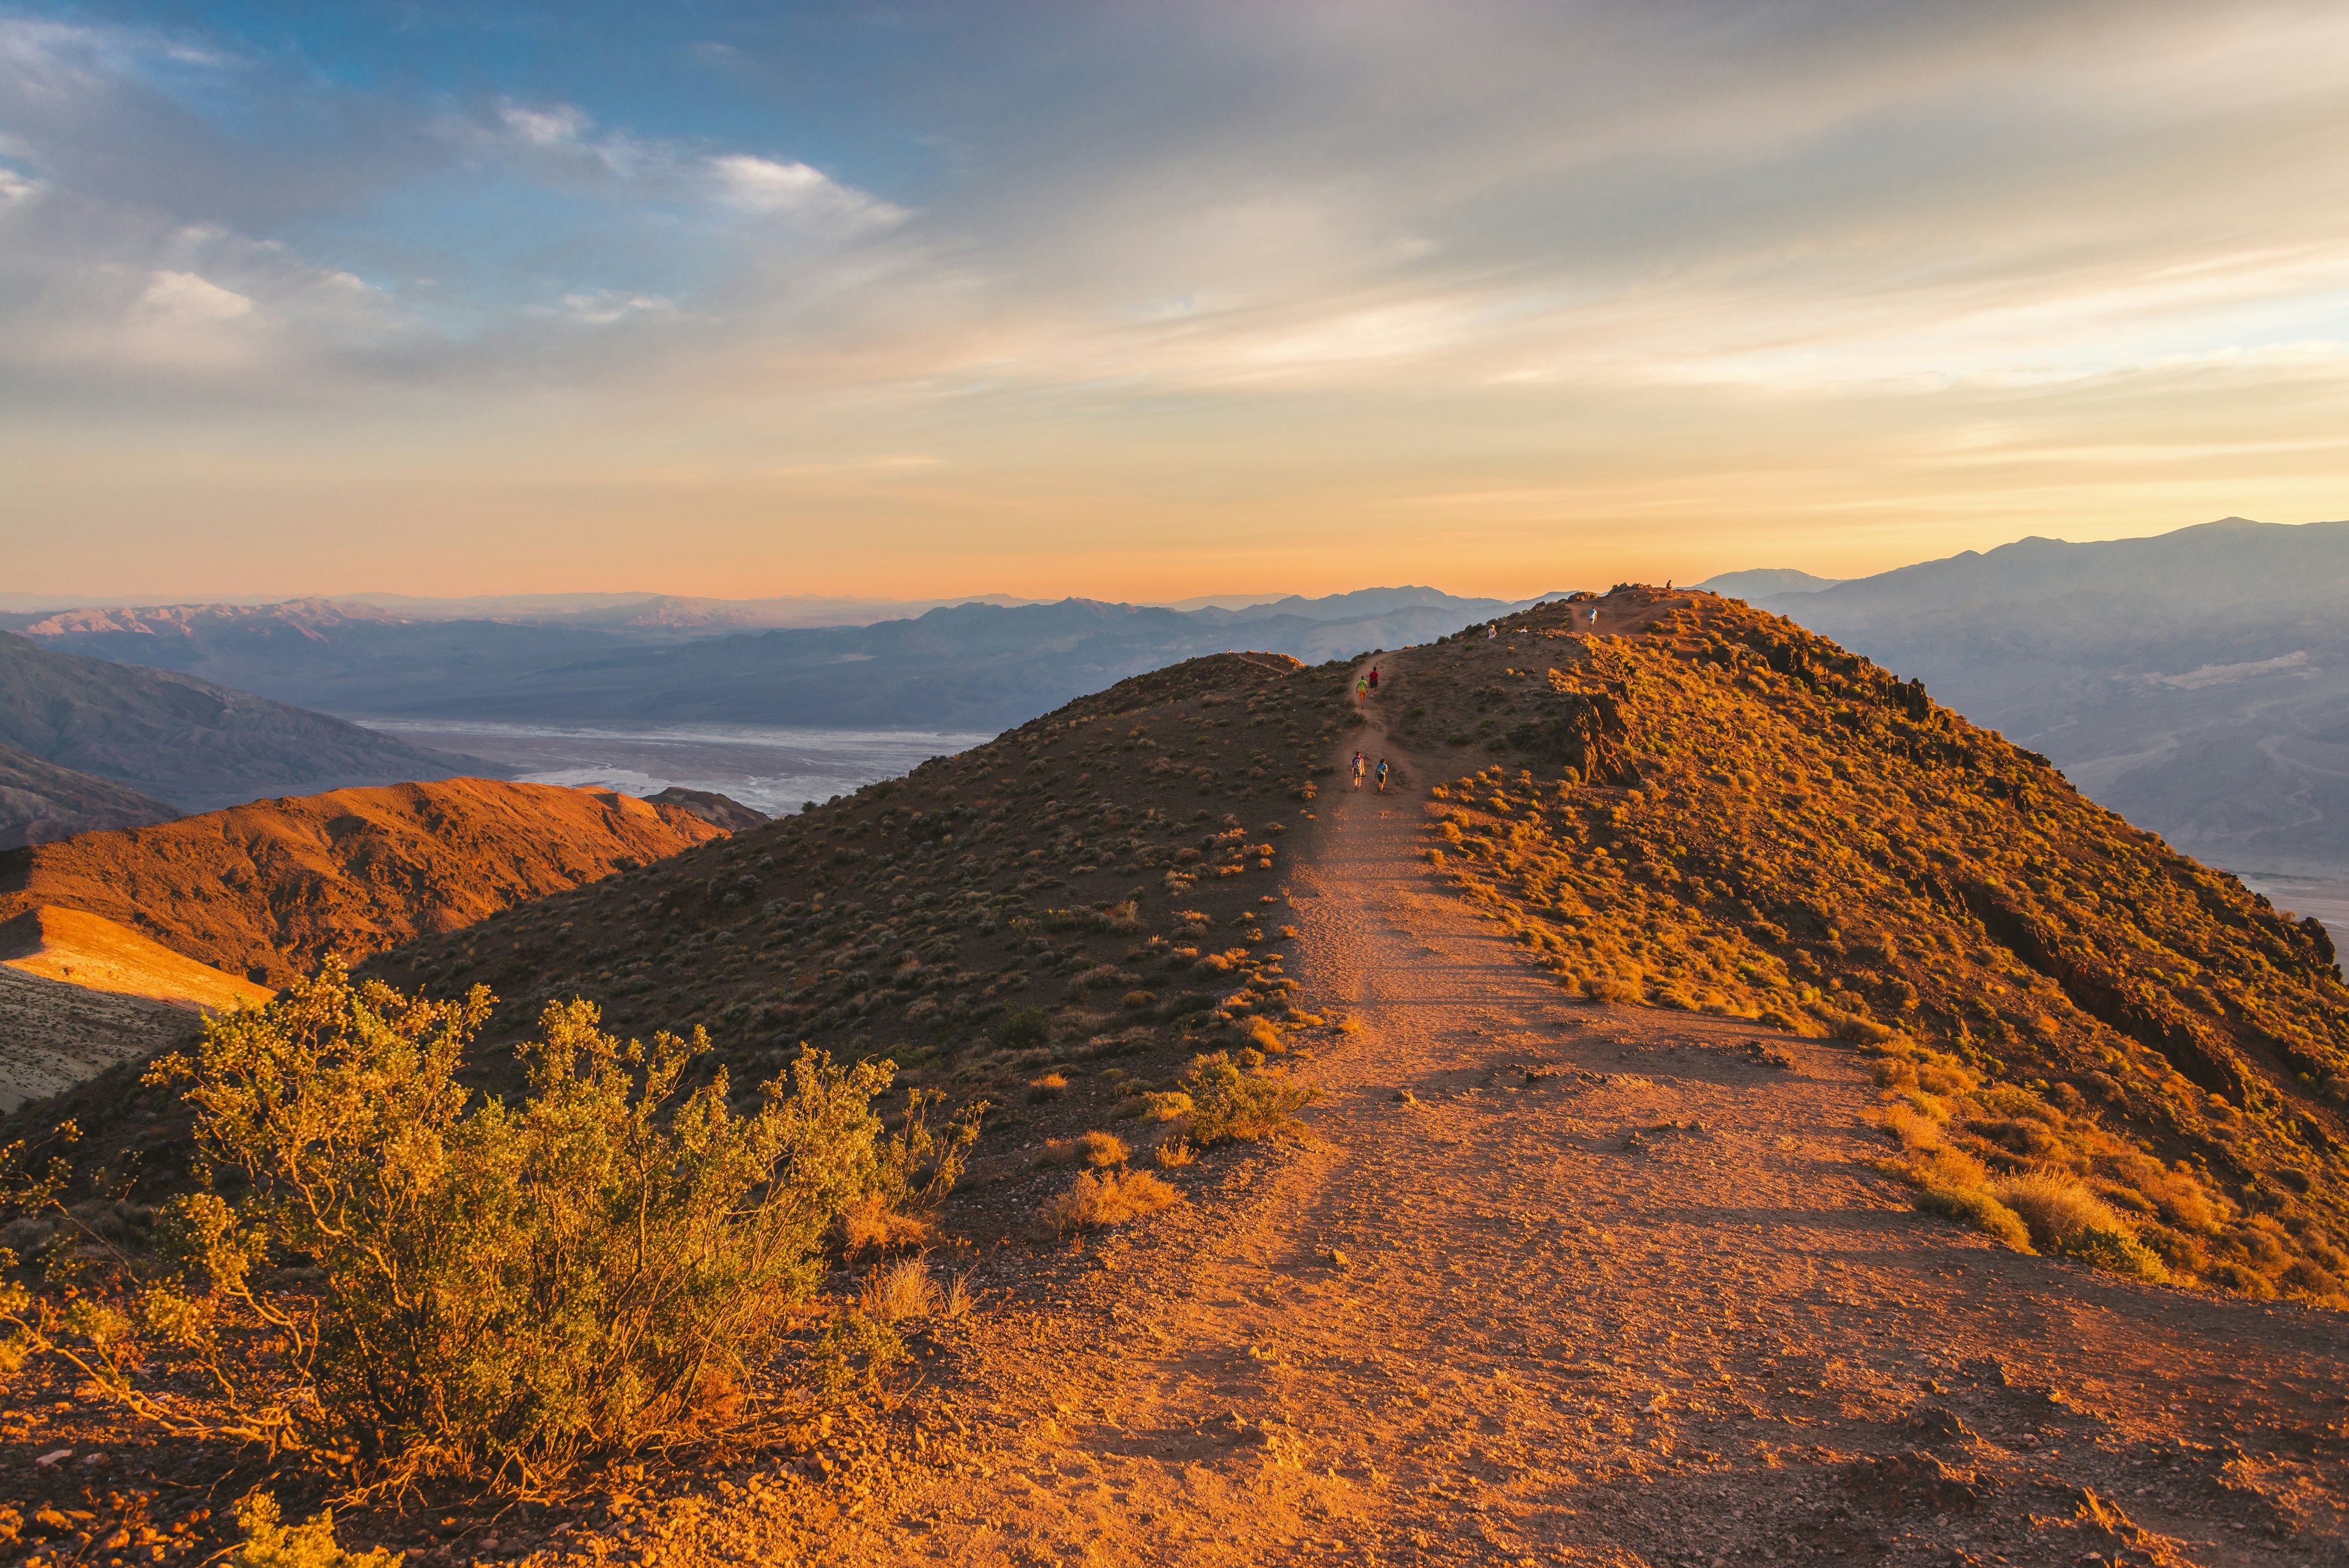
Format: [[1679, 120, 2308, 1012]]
[[707, 154, 907, 229]]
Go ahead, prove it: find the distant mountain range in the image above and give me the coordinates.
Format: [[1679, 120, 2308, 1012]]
[[1704, 517, 2349, 896], [8, 587, 1557, 734], [0, 631, 482, 833]]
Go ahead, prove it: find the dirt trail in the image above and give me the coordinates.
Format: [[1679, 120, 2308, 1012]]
[[704, 655, 2348, 1567]]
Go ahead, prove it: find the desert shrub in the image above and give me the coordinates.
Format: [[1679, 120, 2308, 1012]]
[[1583, 976, 1640, 1005], [1134, 1089, 1193, 1124], [993, 1006, 1050, 1051], [1913, 1187, 2034, 1253], [2204, 1261, 2279, 1299], [1890, 1144, 1989, 1193], [856, 1257, 937, 1323], [1038, 1169, 1181, 1232], [1181, 1053, 1319, 1145], [1878, 1103, 1945, 1151], [1154, 1139, 1196, 1169], [1036, 1131, 1129, 1168], [1990, 1170, 2126, 1251], [1026, 1072, 1069, 1103], [20, 960, 975, 1493], [836, 1195, 932, 1254], [228, 1493, 399, 1568], [2060, 1225, 2169, 1283]]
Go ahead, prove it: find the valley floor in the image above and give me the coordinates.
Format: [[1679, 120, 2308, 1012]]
[[617, 673, 2348, 1567]]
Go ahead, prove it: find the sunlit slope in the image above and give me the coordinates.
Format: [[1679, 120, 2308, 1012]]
[[0, 905, 272, 1012], [0, 779, 727, 985], [1398, 585, 2347, 1306], [0, 907, 270, 1109]]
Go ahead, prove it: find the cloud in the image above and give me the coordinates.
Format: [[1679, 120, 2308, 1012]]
[[707, 154, 907, 229], [538, 289, 678, 326], [497, 100, 592, 149], [140, 269, 253, 322]]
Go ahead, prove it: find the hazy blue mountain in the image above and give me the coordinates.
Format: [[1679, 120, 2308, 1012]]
[[15, 590, 1565, 735], [0, 632, 483, 813], [1695, 568, 1847, 598], [0, 743, 179, 850], [1197, 586, 1517, 625]]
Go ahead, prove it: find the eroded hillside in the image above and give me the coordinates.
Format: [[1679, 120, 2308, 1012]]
[[1396, 585, 2348, 1304]]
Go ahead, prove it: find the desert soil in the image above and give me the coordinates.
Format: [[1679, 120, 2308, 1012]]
[[604, 662, 2349, 1568]]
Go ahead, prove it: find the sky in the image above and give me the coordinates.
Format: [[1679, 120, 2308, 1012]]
[[4, 0, 2348, 603]]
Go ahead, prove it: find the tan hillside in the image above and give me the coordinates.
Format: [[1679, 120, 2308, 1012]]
[[358, 650, 1340, 1091], [0, 778, 728, 986], [0, 905, 271, 1013], [0, 907, 270, 1111]]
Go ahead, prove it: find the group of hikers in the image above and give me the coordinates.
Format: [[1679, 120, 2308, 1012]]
[[1350, 663, 1390, 790], [1353, 663, 1381, 790]]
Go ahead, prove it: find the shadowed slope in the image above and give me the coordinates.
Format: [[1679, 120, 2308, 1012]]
[[0, 742, 178, 849]]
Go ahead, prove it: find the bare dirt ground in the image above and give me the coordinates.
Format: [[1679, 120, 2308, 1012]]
[[612, 662, 2349, 1568]]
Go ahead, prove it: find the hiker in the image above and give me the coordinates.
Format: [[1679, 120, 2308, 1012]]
[[1356, 673, 1369, 700], [1351, 751, 1367, 788], [1368, 666, 1379, 692], [1375, 758, 1390, 792], [1588, 605, 1598, 629], [1488, 623, 1498, 641]]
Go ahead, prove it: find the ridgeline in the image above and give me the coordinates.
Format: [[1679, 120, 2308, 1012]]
[[1398, 585, 2347, 1304]]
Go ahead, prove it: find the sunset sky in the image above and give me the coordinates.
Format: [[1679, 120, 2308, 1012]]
[[5, 1, 2348, 601]]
